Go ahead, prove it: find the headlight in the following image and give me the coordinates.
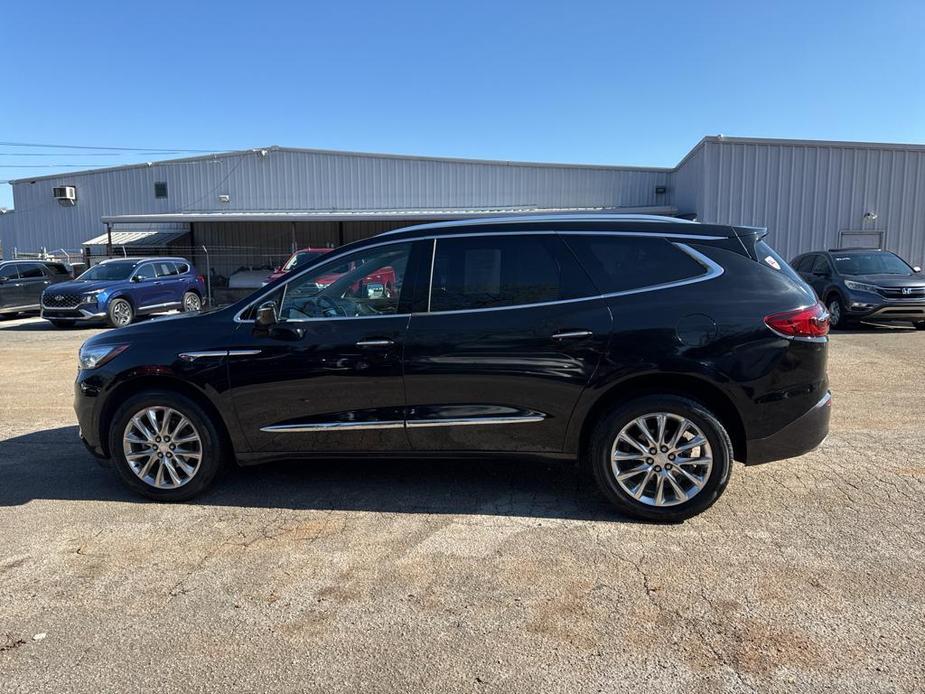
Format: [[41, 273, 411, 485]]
[[80, 290, 104, 304], [78, 343, 128, 370], [844, 280, 880, 294]]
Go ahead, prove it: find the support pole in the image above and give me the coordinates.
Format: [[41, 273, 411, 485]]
[[106, 223, 113, 258]]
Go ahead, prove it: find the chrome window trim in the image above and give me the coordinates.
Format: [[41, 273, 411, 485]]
[[179, 349, 263, 361], [235, 231, 725, 323], [138, 301, 182, 311]]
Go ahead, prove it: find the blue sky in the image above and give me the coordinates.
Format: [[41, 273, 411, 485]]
[[2, 0, 923, 209]]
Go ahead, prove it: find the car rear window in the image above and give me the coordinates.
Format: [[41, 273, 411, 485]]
[[44, 263, 71, 275], [563, 235, 707, 293], [756, 241, 805, 284]]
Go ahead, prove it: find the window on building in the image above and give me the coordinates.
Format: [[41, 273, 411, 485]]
[[563, 235, 707, 293], [154, 182, 168, 199], [429, 235, 594, 312]]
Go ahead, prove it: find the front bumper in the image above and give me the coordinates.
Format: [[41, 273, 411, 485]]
[[41, 304, 107, 321], [745, 391, 831, 465], [844, 296, 925, 322]]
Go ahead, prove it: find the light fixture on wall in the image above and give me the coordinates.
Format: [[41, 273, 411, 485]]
[[863, 211, 878, 222]]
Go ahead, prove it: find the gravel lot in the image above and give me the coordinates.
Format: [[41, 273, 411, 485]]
[[0, 315, 922, 693]]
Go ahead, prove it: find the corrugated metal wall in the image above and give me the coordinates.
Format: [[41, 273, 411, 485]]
[[679, 138, 925, 265], [6, 147, 670, 256]]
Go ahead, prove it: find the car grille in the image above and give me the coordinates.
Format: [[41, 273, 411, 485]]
[[43, 293, 82, 309], [878, 286, 925, 299]]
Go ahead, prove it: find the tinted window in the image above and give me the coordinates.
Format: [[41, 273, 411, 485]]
[[429, 235, 594, 312], [155, 262, 179, 277], [135, 264, 157, 280], [283, 250, 329, 271], [255, 243, 412, 321], [79, 261, 138, 281], [0, 264, 19, 281], [832, 252, 913, 276], [18, 263, 46, 279], [43, 263, 70, 276], [811, 256, 830, 274], [564, 235, 706, 293], [793, 255, 813, 272], [175, 262, 190, 274]]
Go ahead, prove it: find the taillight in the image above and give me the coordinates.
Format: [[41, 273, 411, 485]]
[[197, 275, 206, 284], [764, 303, 830, 339]]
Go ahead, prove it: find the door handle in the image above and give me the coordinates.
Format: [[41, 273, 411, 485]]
[[552, 330, 593, 340], [356, 339, 395, 347]]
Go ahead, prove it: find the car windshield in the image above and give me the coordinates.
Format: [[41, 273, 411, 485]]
[[832, 252, 912, 276], [77, 261, 138, 281], [282, 251, 328, 272]]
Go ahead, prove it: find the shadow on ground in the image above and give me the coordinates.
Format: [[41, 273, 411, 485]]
[[0, 426, 626, 522]]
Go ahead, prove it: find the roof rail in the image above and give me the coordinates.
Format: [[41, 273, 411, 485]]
[[381, 212, 697, 235]]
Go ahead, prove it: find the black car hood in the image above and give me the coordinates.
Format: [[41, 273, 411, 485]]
[[845, 273, 925, 288], [83, 306, 230, 348]]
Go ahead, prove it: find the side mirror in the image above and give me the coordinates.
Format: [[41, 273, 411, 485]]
[[255, 301, 279, 328], [914, 266, 922, 273]]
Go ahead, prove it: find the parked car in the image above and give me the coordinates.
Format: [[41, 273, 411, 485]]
[[262, 246, 398, 297], [791, 248, 925, 328], [42, 257, 206, 328], [0, 260, 72, 318], [74, 215, 831, 521]]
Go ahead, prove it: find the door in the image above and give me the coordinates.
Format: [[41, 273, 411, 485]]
[[806, 255, 833, 297], [227, 240, 425, 453], [151, 261, 182, 308], [0, 264, 24, 310], [403, 233, 612, 453], [131, 262, 163, 310], [15, 263, 52, 308]]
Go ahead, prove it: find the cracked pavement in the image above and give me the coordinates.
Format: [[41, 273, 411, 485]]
[[0, 316, 922, 693]]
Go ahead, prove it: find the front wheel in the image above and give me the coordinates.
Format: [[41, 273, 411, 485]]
[[182, 291, 202, 313], [107, 298, 134, 328], [827, 296, 847, 329], [589, 395, 733, 522], [108, 390, 225, 501]]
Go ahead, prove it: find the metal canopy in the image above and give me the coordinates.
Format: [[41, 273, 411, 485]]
[[100, 206, 679, 225]]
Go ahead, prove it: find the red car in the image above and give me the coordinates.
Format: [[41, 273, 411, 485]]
[[265, 246, 398, 298]]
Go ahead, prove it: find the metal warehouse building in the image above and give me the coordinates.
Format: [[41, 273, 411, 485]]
[[3, 135, 925, 285]]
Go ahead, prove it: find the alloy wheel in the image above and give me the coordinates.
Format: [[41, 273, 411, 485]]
[[828, 299, 841, 327], [185, 293, 202, 311], [610, 412, 713, 507], [111, 300, 133, 326], [122, 406, 203, 489]]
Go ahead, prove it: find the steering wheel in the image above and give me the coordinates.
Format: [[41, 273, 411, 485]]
[[316, 294, 349, 317]]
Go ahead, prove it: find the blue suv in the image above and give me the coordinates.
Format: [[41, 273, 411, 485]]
[[41, 257, 206, 328]]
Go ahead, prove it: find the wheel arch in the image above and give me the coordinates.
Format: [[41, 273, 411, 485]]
[[575, 373, 747, 464], [98, 374, 235, 460]]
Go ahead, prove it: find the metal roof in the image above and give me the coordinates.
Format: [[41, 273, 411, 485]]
[[100, 206, 679, 225], [82, 229, 189, 247]]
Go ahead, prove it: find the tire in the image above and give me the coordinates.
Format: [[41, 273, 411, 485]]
[[107, 298, 134, 328], [182, 290, 202, 313], [915, 322, 925, 330], [108, 389, 226, 501], [49, 319, 75, 328], [826, 296, 847, 329], [588, 395, 734, 522]]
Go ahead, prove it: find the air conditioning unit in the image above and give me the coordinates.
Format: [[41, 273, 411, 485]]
[[53, 185, 77, 206]]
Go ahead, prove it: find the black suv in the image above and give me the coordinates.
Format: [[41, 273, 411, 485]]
[[74, 215, 831, 521], [791, 249, 925, 328], [0, 260, 72, 318]]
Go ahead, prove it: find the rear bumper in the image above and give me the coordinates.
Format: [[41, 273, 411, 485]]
[[745, 391, 831, 465]]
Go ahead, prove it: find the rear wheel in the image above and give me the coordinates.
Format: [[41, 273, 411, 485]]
[[49, 319, 75, 328], [589, 395, 733, 522], [108, 390, 225, 501], [182, 291, 202, 313], [107, 298, 134, 328]]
